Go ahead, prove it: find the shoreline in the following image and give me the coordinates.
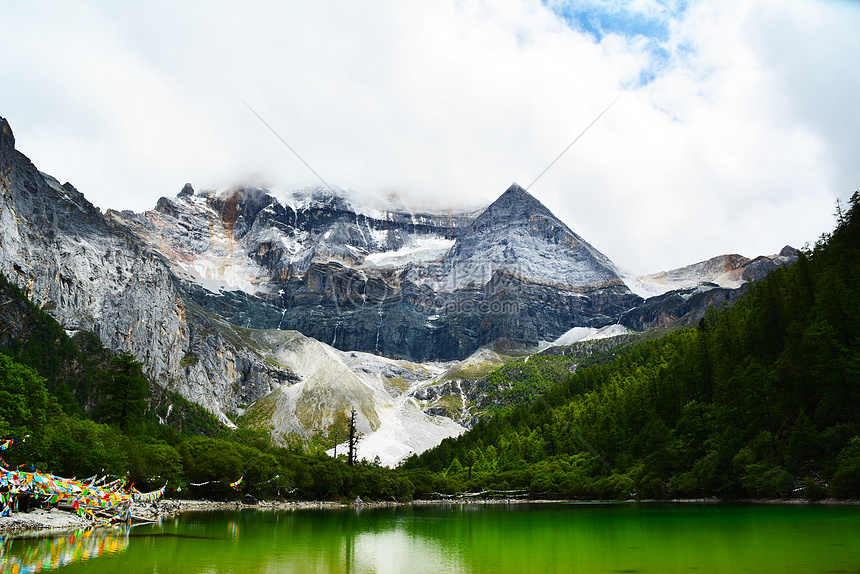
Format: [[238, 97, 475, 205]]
[[2, 496, 857, 536]]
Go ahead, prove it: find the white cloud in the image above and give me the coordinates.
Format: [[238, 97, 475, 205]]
[[0, 0, 856, 273]]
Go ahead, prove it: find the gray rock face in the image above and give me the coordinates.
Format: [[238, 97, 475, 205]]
[[440, 183, 624, 291], [0, 117, 295, 424], [742, 246, 799, 282], [0, 117, 14, 167], [620, 284, 744, 331]]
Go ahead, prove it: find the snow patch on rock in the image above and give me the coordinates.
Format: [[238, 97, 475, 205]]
[[551, 324, 631, 346], [363, 237, 455, 268], [331, 398, 466, 467]]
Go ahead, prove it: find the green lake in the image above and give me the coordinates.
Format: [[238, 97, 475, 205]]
[[2, 502, 859, 573]]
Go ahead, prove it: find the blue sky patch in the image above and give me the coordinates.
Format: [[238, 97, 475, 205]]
[[544, 0, 689, 85]]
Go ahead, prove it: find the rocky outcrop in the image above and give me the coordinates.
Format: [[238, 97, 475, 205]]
[[620, 247, 799, 330], [742, 246, 799, 282], [234, 328, 466, 466], [620, 284, 744, 331], [0, 117, 15, 167]]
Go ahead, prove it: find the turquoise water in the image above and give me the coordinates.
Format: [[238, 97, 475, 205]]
[[2, 502, 859, 573]]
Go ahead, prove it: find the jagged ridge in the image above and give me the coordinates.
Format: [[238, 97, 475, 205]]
[[111, 182, 643, 361]]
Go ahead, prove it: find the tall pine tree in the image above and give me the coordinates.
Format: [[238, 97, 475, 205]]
[[96, 352, 149, 433]]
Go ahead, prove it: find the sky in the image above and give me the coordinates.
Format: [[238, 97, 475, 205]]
[[1, 0, 858, 274]]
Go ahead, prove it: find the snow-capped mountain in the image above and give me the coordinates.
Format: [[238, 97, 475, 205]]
[[0, 116, 799, 462], [110, 182, 643, 362], [113, 184, 471, 296]]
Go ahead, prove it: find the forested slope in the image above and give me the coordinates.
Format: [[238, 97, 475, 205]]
[[405, 193, 860, 499]]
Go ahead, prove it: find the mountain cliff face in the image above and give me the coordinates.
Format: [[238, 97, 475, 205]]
[[0, 117, 295, 424]]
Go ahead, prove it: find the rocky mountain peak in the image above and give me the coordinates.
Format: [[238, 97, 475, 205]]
[[470, 183, 556, 232], [500, 182, 530, 200], [779, 245, 799, 258], [442, 183, 624, 292], [0, 116, 15, 166], [178, 183, 195, 199]]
